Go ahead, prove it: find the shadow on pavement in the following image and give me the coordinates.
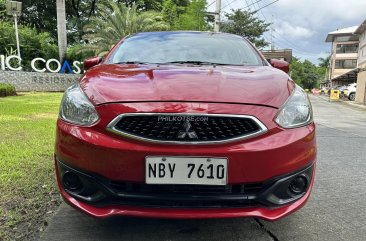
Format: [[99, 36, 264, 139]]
[[40, 203, 275, 241]]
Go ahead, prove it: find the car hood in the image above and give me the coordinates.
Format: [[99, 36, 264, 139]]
[[80, 64, 291, 108]]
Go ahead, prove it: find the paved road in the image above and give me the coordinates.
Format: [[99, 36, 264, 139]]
[[40, 95, 366, 241]]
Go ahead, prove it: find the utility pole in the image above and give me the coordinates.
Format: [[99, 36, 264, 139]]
[[214, 0, 221, 32], [270, 14, 275, 51], [270, 27, 274, 51]]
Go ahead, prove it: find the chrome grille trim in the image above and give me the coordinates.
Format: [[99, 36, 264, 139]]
[[106, 113, 268, 145]]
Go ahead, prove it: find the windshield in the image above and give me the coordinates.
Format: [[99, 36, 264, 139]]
[[107, 32, 264, 66]]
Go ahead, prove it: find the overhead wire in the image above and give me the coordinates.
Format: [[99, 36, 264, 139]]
[[207, 0, 216, 8], [221, 0, 240, 10]]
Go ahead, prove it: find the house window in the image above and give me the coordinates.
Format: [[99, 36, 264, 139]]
[[335, 59, 357, 69], [336, 43, 359, 53]]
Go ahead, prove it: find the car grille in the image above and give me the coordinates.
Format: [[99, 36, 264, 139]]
[[102, 182, 264, 208], [109, 182, 263, 195], [107, 114, 267, 144]]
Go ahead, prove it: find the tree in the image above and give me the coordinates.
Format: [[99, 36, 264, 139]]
[[66, 0, 98, 44], [19, 0, 58, 37], [83, 2, 168, 55], [162, 0, 208, 31], [302, 60, 320, 89], [221, 9, 270, 48], [175, 0, 209, 31], [7, 0, 98, 44], [116, 0, 164, 11], [57, 0, 67, 61], [290, 57, 321, 89], [318, 55, 331, 68], [0, 22, 58, 70], [0, 0, 9, 22], [162, 0, 178, 30]]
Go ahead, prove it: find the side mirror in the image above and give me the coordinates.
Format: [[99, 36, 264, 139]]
[[270, 59, 289, 74], [84, 56, 102, 71]]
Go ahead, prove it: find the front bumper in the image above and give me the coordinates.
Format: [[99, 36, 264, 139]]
[[57, 160, 315, 207], [56, 159, 315, 220], [55, 102, 317, 220]]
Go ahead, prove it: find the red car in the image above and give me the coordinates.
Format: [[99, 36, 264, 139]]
[[55, 31, 316, 221]]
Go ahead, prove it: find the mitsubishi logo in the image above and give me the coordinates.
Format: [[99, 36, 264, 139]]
[[177, 121, 198, 139]]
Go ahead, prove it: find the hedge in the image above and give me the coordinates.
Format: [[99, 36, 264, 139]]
[[0, 83, 16, 97]]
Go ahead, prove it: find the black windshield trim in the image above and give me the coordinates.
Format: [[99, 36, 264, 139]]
[[106, 31, 266, 66]]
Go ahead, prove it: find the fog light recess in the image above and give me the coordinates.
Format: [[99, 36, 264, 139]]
[[289, 175, 308, 195], [62, 171, 83, 192]]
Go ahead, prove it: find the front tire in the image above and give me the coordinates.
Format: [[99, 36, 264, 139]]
[[349, 93, 355, 101]]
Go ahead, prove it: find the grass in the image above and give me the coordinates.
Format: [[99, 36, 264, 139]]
[[0, 92, 64, 241]]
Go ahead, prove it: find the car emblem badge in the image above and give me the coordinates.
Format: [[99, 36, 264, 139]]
[[177, 120, 198, 139]]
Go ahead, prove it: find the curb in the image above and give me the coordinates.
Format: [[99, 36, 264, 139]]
[[341, 100, 366, 110], [311, 94, 366, 110]]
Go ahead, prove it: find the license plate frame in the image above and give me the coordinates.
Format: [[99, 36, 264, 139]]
[[145, 156, 228, 186]]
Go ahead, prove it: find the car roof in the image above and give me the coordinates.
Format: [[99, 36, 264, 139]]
[[130, 31, 245, 40]]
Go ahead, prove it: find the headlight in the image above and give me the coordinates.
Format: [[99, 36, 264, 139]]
[[59, 83, 100, 126], [275, 85, 313, 128]]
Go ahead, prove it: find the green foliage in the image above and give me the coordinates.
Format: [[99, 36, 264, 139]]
[[0, 83, 16, 97], [2, 0, 212, 45], [129, 0, 164, 11], [317, 55, 330, 81], [19, 0, 58, 38], [175, 0, 209, 31], [1, 0, 270, 61], [221, 9, 270, 48], [0, 0, 7, 21], [67, 44, 96, 63], [290, 57, 322, 89], [317, 66, 328, 81], [83, 2, 169, 55], [0, 22, 58, 71], [66, 0, 101, 44], [1, 0, 97, 43], [162, 0, 178, 30], [318, 55, 331, 68], [162, 0, 209, 31]]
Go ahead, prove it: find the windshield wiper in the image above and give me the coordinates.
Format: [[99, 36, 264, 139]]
[[116, 61, 153, 65], [159, 61, 244, 66], [116, 61, 246, 66]]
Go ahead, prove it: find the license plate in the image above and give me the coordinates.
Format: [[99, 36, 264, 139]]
[[145, 156, 228, 185]]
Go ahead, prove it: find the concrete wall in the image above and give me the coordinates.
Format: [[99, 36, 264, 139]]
[[356, 30, 366, 104], [358, 31, 366, 67], [355, 64, 366, 104], [335, 53, 358, 59], [0, 70, 81, 92]]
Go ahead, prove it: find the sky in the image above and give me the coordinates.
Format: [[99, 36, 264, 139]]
[[208, 0, 366, 64]]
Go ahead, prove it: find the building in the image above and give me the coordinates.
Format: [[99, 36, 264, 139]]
[[354, 19, 366, 104], [261, 49, 292, 63], [325, 26, 359, 86]]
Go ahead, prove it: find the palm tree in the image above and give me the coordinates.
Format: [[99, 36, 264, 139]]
[[318, 55, 331, 80], [318, 55, 331, 68], [83, 2, 169, 56], [56, 0, 67, 61]]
